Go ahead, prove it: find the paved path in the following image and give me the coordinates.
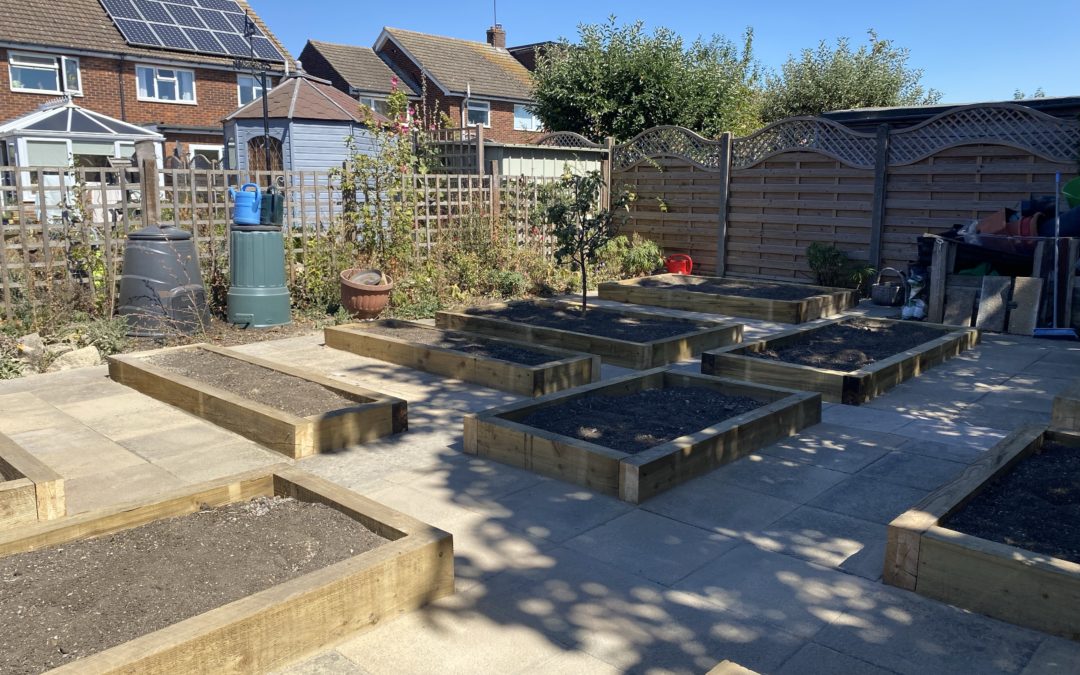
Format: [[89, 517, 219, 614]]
[[2, 303, 1079, 674]]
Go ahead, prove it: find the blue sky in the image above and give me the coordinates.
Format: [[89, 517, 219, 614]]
[[255, 0, 1078, 103]]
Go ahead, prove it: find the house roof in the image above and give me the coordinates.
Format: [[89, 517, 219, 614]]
[[0, 0, 291, 70], [377, 27, 534, 101], [0, 97, 163, 140], [302, 40, 419, 96], [225, 71, 389, 124]]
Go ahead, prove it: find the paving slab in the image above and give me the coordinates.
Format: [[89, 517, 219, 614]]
[[776, 642, 896, 675], [1021, 636, 1080, 674], [751, 506, 886, 581], [708, 454, 849, 504], [856, 450, 966, 491], [891, 418, 1006, 451], [152, 440, 282, 484], [0, 392, 58, 434], [564, 509, 738, 586], [64, 462, 184, 514], [820, 405, 913, 433], [471, 479, 633, 544], [8, 423, 145, 479], [807, 475, 928, 526], [757, 423, 903, 474], [643, 480, 800, 536], [272, 651, 369, 675]]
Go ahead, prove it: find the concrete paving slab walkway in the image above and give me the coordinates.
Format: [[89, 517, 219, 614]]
[[1, 303, 1079, 674]]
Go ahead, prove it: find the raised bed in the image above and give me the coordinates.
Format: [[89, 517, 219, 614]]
[[325, 320, 600, 397], [108, 344, 407, 459], [0, 432, 64, 530], [463, 368, 819, 503], [599, 273, 856, 323], [0, 466, 454, 674], [436, 300, 742, 369], [884, 426, 1080, 641], [702, 317, 979, 405]]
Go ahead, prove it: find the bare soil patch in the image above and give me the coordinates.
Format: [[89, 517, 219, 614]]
[[518, 386, 765, 454], [750, 319, 947, 372], [945, 441, 1080, 564], [639, 277, 826, 300], [466, 303, 703, 341], [148, 349, 366, 417], [361, 323, 558, 366], [0, 497, 386, 674]]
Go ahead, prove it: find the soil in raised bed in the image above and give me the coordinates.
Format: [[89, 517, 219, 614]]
[[748, 319, 948, 372], [0, 496, 387, 674], [361, 323, 560, 366], [638, 276, 826, 300], [465, 303, 706, 342], [517, 386, 765, 454], [149, 349, 367, 417], [944, 441, 1080, 564]]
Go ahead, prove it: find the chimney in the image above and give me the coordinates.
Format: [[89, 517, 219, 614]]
[[486, 24, 506, 49]]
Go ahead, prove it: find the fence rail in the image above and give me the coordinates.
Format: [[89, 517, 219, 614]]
[[0, 165, 559, 318]]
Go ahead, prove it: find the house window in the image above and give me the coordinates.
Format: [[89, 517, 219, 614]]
[[358, 96, 389, 117], [513, 104, 541, 132], [466, 100, 490, 127], [9, 52, 81, 95], [237, 74, 269, 106], [188, 143, 222, 168], [136, 65, 196, 103]]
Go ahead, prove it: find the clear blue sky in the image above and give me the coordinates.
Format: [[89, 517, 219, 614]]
[[255, 0, 1078, 103]]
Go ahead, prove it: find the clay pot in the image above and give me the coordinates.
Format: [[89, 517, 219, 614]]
[[340, 268, 394, 319]]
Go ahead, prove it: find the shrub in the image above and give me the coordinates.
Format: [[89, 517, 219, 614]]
[[76, 316, 130, 356], [806, 243, 875, 292], [0, 334, 24, 380], [596, 233, 663, 280]]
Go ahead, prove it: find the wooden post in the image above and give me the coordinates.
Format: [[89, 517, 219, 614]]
[[603, 136, 615, 210], [927, 235, 948, 324], [489, 160, 500, 240], [868, 124, 890, 270], [715, 132, 733, 277], [135, 140, 159, 227], [475, 124, 484, 176]]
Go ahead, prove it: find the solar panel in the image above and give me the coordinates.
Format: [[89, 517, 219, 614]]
[[195, 0, 242, 13], [164, 3, 205, 27], [99, 0, 283, 61], [152, 23, 195, 51], [196, 9, 233, 32], [114, 18, 161, 46], [133, 0, 172, 23], [101, 0, 140, 19]]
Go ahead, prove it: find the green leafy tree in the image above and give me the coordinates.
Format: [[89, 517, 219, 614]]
[[546, 171, 633, 312], [1013, 87, 1046, 100], [532, 17, 761, 140], [762, 30, 941, 122]]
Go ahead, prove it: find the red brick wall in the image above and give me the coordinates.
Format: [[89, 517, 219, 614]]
[[0, 49, 249, 143]]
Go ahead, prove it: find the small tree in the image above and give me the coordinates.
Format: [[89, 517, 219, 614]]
[[546, 171, 633, 312], [762, 30, 940, 122]]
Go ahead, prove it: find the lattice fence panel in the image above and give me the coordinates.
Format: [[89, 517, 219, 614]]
[[613, 126, 725, 172], [733, 118, 878, 170]]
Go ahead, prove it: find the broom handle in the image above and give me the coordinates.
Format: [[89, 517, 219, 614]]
[[1053, 173, 1061, 328]]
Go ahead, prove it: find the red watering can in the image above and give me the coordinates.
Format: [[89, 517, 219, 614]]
[[665, 254, 693, 275]]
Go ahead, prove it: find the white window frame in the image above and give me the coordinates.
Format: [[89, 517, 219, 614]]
[[236, 74, 268, 106], [8, 51, 82, 96], [358, 96, 389, 115], [513, 104, 542, 132], [136, 64, 197, 105], [188, 143, 223, 161], [466, 99, 491, 128]]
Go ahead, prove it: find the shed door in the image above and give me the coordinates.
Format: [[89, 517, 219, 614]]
[[247, 135, 283, 173]]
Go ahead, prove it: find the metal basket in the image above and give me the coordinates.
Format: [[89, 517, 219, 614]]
[[871, 267, 908, 306]]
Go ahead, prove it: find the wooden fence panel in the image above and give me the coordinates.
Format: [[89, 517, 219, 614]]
[[614, 158, 723, 275]]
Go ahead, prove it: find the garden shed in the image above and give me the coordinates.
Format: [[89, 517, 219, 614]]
[[223, 70, 387, 173]]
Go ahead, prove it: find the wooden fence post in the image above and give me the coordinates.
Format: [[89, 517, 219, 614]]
[[603, 136, 615, 210], [715, 132, 733, 277], [869, 124, 891, 270], [135, 140, 159, 227], [475, 124, 485, 176], [489, 161, 501, 239]]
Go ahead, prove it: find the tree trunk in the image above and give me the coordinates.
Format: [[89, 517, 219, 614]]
[[580, 251, 588, 313]]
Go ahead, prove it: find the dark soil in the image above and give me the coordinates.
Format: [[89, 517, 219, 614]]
[[749, 319, 947, 372], [465, 303, 705, 342], [362, 323, 559, 366], [149, 348, 367, 417], [0, 497, 386, 674], [129, 315, 318, 352], [945, 441, 1080, 564], [518, 386, 765, 454], [639, 276, 827, 300]]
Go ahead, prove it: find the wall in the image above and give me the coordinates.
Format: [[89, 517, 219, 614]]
[[613, 106, 1080, 281], [487, 145, 604, 178]]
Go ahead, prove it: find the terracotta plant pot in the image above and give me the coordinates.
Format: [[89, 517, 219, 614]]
[[340, 268, 394, 319]]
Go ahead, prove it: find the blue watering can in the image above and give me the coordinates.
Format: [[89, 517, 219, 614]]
[[229, 183, 262, 226]]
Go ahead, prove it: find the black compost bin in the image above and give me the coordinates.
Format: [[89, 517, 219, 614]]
[[117, 225, 210, 337]]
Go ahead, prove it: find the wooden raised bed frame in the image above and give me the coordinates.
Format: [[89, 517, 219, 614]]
[[598, 273, 856, 323], [0, 432, 64, 530], [702, 317, 980, 405], [0, 466, 454, 674], [884, 426, 1080, 641], [325, 320, 600, 397], [109, 344, 407, 459], [1052, 381, 1080, 432], [464, 368, 820, 504], [436, 300, 742, 369]]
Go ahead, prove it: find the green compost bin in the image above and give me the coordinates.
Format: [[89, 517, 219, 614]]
[[227, 226, 291, 328]]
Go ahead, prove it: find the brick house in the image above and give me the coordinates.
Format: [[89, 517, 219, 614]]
[[0, 0, 290, 165], [303, 25, 544, 144], [297, 40, 420, 118]]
